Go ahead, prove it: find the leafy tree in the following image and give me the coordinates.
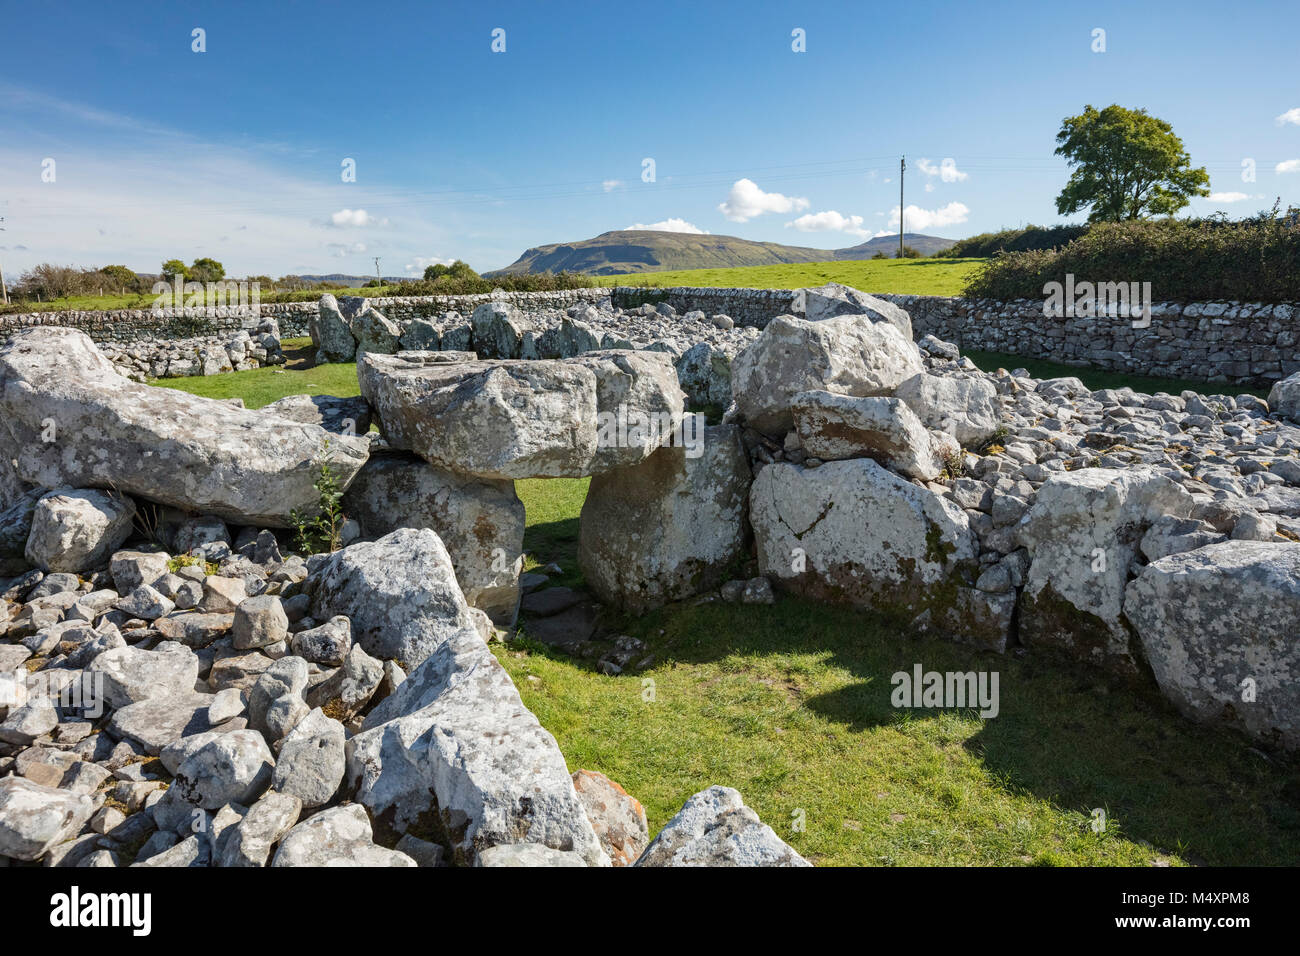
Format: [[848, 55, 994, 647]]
[[1054, 105, 1209, 222], [97, 264, 139, 292], [189, 257, 226, 283], [161, 258, 189, 280], [423, 263, 450, 281], [897, 245, 922, 259]]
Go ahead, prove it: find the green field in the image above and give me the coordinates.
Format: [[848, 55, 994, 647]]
[[158, 360, 1300, 867], [593, 257, 984, 295]]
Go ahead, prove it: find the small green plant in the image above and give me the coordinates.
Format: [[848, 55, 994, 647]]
[[289, 439, 347, 555]]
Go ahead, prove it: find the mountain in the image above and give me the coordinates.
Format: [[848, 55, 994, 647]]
[[486, 230, 956, 277]]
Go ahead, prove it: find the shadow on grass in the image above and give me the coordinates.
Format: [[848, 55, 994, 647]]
[[595, 594, 1300, 866]]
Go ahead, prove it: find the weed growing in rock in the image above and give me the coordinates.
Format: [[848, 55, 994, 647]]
[[289, 439, 347, 554]]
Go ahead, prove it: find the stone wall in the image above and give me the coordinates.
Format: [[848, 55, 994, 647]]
[[5, 287, 1298, 387]]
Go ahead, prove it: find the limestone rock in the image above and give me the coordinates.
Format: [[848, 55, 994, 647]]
[[24, 490, 135, 573], [1125, 541, 1300, 750], [792, 390, 945, 480], [0, 777, 97, 861], [0, 328, 370, 527], [579, 424, 752, 613], [791, 282, 913, 339], [272, 804, 415, 867], [342, 452, 525, 625], [895, 372, 1001, 447], [309, 528, 482, 667], [348, 629, 609, 866], [730, 314, 923, 435], [635, 786, 810, 867], [571, 769, 649, 867]]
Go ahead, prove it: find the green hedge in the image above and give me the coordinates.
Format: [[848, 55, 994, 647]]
[[379, 270, 597, 297], [963, 210, 1300, 303], [938, 224, 1089, 258]]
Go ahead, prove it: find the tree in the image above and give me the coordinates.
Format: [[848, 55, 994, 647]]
[[423, 263, 450, 281], [161, 259, 189, 280], [1054, 105, 1209, 222], [189, 257, 225, 283], [97, 265, 138, 293]]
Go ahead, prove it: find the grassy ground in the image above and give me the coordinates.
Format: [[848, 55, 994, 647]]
[[591, 258, 983, 296], [2, 287, 395, 314], [159, 359, 1300, 867]]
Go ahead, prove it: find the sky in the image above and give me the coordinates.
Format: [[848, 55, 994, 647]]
[[1, 0, 1298, 278]]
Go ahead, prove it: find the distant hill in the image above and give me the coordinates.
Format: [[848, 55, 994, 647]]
[[487, 230, 956, 277]]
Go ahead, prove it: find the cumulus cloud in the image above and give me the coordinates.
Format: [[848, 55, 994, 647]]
[[916, 157, 968, 183], [785, 210, 869, 239], [602, 179, 625, 192], [880, 202, 970, 233], [1276, 159, 1300, 174], [326, 241, 367, 257], [329, 208, 373, 227], [625, 218, 708, 234], [1275, 108, 1300, 126], [717, 178, 809, 222], [1207, 191, 1252, 203]]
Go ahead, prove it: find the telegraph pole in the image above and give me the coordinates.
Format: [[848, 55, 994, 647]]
[[898, 156, 905, 258], [0, 214, 8, 305], [373, 257, 382, 282]]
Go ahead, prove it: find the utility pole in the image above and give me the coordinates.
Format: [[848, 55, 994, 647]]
[[898, 156, 905, 258], [0, 215, 8, 305], [373, 257, 382, 282]]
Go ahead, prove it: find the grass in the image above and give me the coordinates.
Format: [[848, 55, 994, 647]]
[[591, 257, 984, 296], [2, 286, 397, 315], [156, 348, 1300, 867]]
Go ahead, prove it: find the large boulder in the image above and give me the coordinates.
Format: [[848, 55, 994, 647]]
[[351, 304, 402, 357], [342, 452, 525, 624], [792, 390, 945, 480], [0, 328, 370, 527], [894, 372, 1002, 447], [1267, 371, 1300, 423], [1125, 542, 1300, 750], [579, 424, 752, 613], [730, 315, 922, 435], [260, 394, 372, 437], [272, 804, 415, 867], [470, 301, 535, 359], [309, 528, 482, 667], [359, 350, 684, 479], [24, 489, 135, 573], [674, 342, 733, 409], [791, 282, 913, 339], [312, 294, 356, 364], [0, 777, 97, 861], [635, 786, 809, 867], [751, 458, 981, 621], [348, 628, 610, 866], [1015, 468, 1193, 673]]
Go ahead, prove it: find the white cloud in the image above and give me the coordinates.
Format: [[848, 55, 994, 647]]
[[785, 210, 869, 239], [1207, 191, 1251, 203], [881, 202, 970, 232], [1276, 159, 1300, 174], [326, 242, 367, 257], [625, 218, 708, 234], [916, 157, 968, 183], [717, 178, 809, 222], [329, 208, 372, 227], [404, 255, 456, 274], [602, 179, 624, 192], [1275, 108, 1300, 126], [924, 183, 935, 193]]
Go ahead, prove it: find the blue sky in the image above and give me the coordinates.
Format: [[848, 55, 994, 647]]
[[1, 0, 1298, 277]]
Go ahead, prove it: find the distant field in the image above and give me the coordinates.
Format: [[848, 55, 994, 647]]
[[0, 286, 396, 314], [593, 258, 985, 296]]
